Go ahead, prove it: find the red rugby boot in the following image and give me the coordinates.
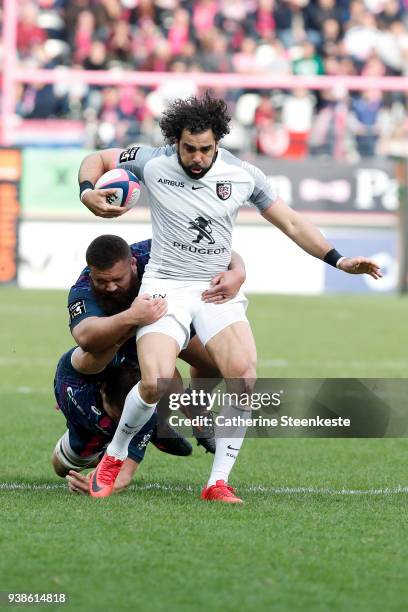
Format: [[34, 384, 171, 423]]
[[89, 454, 123, 498], [201, 480, 243, 504]]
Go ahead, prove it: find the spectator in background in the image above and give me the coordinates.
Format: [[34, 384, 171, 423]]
[[95, 0, 122, 26], [274, 0, 321, 49], [377, 97, 408, 157], [254, 95, 278, 155], [309, 0, 344, 33], [132, 18, 165, 69], [26, 83, 63, 119], [292, 41, 324, 75], [98, 86, 120, 117], [309, 87, 351, 159], [142, 39, 172, 72], [83, 40, 108, 71], [12, 0, 408, 158], [255, 38, 291, 74], [282, 88, 315, 158], [168, 8, 191, 56], [107, 20, 133, 65], [192, 0, 218, 34], [376, 19, 408, 73], [337, 54, 359, 76], [119, 87, 152, 129], [17, 2, 46, 58], [73, 10, 94, 64], [361, 54, 387, 76], [249, 0, 276, 41], [154, 0, 180, 29], [255, 94, 276, 128], [200, 30, 233, 72], [177, 40, 200, 66], [320, 18, 343, 57], [233, 38, 262, 73], [125, 0, 157, 30], [377, 0, 404, 28], [343, 8, 380, 63], [215, 0, 248, 50], [350, 89, 383, 156], [64, 0, 92, 48]]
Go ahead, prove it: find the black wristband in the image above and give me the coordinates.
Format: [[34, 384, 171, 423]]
[[79, 180, 94, 197], [323, 248, 343, 268]]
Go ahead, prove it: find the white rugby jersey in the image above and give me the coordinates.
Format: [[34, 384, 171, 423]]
[[117, 144, 277, 280]]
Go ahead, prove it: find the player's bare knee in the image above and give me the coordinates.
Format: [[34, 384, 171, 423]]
[[221, 358, 257, 396], [224, 357, 256, 380], [139, 379, 158, 403], [140, 374, 173, 403]]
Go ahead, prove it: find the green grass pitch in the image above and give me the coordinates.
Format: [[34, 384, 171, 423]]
[[1, 288, 408, 611]]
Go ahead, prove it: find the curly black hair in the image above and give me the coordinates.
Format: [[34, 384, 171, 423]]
[[159, 92, 231, 143]]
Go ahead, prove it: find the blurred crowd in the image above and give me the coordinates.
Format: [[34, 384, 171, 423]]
[[7, 0, 408, 158]]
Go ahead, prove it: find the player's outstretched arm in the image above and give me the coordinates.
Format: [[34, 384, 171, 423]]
[[201, 250, 246, 303], [78, 148, 126, 218], [262, 198, 382, 279]]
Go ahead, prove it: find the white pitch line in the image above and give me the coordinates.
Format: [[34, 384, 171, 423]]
[[258, 359, 289, 367], [258, 359, 408, 369], [1, 482, 408, 496]]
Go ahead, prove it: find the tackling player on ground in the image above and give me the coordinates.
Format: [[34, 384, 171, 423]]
[[53, 346, 160, 494], [65, 234, 245, 453], [54, 233, 245, 492], [79, 93, 382, 503]]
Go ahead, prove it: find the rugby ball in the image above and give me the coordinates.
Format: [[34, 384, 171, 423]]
[[95, 168, 141, 208]]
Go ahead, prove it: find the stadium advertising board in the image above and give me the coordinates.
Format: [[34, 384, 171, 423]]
[[21, 148, 398, 216], [18, 221, 397, 294], [324, 230, 398, 293], [21, 148, 90, 214], [0, 149, 21, 284], [244, 157, 398, 214]]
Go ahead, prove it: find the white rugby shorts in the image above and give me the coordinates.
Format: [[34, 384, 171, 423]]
[[136, 278, 249, 350]]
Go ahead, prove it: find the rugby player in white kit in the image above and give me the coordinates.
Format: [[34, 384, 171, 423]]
[[79, 93, 382, 502]]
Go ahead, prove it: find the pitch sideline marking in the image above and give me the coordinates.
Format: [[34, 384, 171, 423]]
[[1, 481, 408, 496]]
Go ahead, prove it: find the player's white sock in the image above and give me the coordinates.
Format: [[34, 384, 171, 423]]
[[207, 402, 248, 487], [107, 381, 156, 461]]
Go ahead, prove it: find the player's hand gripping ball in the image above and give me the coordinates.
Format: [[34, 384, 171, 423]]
[[95, 169, 141, 208]]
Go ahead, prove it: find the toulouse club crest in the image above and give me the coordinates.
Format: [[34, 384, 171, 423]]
[[216, 182, 232, 200]]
